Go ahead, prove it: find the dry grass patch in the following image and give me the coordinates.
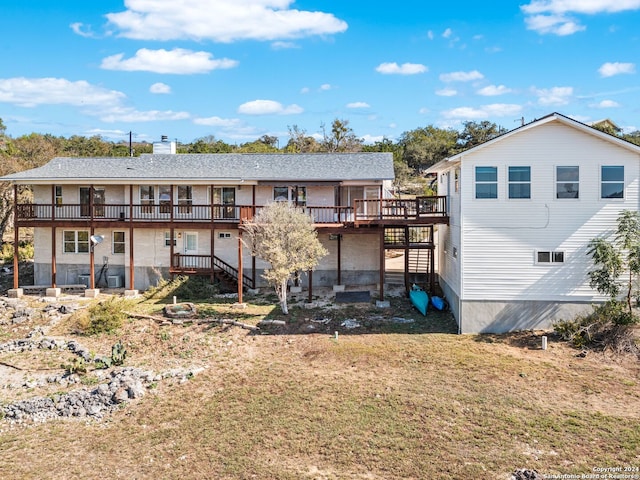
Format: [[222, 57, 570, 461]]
[[0, 293, 638, 479]]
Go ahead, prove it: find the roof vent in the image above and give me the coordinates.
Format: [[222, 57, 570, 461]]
[[153, 136, 176, 154]]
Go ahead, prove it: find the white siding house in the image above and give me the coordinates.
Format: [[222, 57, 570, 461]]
[[428, 112, 640, 333]]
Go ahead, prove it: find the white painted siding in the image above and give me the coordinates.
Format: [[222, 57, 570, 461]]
[[460, 121, 640, 302]]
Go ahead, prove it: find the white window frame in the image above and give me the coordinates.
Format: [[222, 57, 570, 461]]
[[63, 230, 90, 254], [475, 166, 498, 199], [535, 250, 565, 264], [112, 231, 125, 254], [164, 231, 176, 247], [218, 232, 232, 239], [600, 165, 624, 199], [54, 185, 63, 206], [556, 166, 579, 199], [508, 166, 531, 199]]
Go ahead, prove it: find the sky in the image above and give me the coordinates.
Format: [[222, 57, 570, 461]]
[[1, 0, 639, 146]]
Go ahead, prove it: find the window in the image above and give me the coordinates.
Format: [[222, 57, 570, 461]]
[[112, 231, 125, 254], [536, 250, 565, 264], [159, 185, 171, 214], [454, 169, 459, 193], [508, 166, 531, 199], [63, 230, 89, 253], [211, 187, 236, 219], [177, 185, 193, 213], [601, 166, 624, 199], [475, 166, 497, 199], [273, 186, 306, 205], [55, 185, 63, 206], [164, 231, 176, 247], [140, 185, 155, 213], [218, 232, 231, 239], [556, 166, 579, 199]]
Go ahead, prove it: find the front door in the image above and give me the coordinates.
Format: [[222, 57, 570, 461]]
[[364, 186, 380, 219], [183, 232, 198, 267]]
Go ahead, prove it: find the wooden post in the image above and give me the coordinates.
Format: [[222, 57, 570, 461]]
[[237, 231, 243, 304], [169, 227, 175, 279], [379, 227, 385, 301], [13, 185, 18, 289], [336, 233, 342, 285], [308, 269, 313, 303], [51, 227, 57, 288], [129, 185, 134, 290], [89, 226, 96, 290]]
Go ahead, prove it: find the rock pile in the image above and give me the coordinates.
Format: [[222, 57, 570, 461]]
[[2, 367, 153, 423]]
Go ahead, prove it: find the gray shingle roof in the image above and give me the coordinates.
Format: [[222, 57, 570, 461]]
[[1, 153, 394, 183]]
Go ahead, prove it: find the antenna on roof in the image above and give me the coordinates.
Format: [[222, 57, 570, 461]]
[[515, 117, 525, 127], [129, 131, 133, 157]]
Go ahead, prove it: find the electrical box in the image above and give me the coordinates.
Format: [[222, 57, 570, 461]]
[[78, 275, 91, 288]]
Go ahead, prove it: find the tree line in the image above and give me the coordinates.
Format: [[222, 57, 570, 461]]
[[1, 116, 639, 243]]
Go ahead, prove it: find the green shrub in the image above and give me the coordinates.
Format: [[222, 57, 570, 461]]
[[143, 275, 218, 301], [1, 241, 34, 262], [61, 357, 87, 375], [83, 297, 132, 335]]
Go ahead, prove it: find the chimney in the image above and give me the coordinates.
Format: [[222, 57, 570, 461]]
[[153, 135, 176, 154]]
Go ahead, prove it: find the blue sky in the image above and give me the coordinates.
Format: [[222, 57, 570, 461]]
[[1, 0, 639, 146]]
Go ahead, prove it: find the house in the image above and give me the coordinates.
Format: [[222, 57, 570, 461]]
[[427, 112, 640, 333], [2, 146, 448, 300]]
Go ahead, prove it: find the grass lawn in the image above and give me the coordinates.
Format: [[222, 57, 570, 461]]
[[0, 287, 638, 479]]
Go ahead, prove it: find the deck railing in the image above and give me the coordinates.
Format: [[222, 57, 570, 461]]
[[15, 197, 447, 225], [171, 253, 255, 289]]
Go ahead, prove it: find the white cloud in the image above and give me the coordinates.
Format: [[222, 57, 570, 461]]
[[193, 116, 241, 127], [320, 84, 332, 91], [150, 82, 171, 94], [439, 70, 484, 82], [361, 134, 384, 144], [0, 77, 125, 107], [442, 104, 522, 119], [99, 107, 190, 123], [520, 0, 640, 35], [522, 0, 640, 15], [442, 28, 453, 38], [375, 62, 427, 75], [300, 87, 310, 94], [477, 84, 512, 96], [427, 30, 434, 40], [69, 22, 95, 38], [436, 88, 457, 97], [598, 62, 636, 77], [101, 48, 238, 74], [346, 102, 370, 109], [271, 41, 299, 50], [105, 0, 348, 42], [524, 14, 585, 35], [590, 99, 620, 108], [534, 86, 574, 105], [238, 99, 303, 115]]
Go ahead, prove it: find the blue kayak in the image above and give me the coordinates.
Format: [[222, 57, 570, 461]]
[[409, 286, 429, 316], [431, 296, 445, 311]]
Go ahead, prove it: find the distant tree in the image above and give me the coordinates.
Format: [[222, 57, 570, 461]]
[[63, 135, 111, 157], [457, 120, 507, 150], [236, 138, 280, 153], [241, 202, 328, 314], [587, 210, 640, 323], [622, 131, 640, 147], [185, 136, 233, 153], [362, 138, 407, 193], [398, 125, 457, 173], [285, 125, 321, 153], [320, 119, 363, 152]]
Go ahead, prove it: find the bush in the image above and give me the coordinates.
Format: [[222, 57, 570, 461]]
[[80, 297, 132, 335], [554, 301, 640, 354], [1, 241, 34, 262]]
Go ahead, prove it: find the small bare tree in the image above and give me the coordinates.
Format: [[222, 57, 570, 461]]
[[241, 202, 328, 314]]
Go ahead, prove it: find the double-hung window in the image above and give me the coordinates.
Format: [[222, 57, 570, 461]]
[[601, 166, 624, 199], [475, 167, 497, 199], [556, 166, 579, 199], [63, 230, 89, 253], [112, 231, 125, 254], [54, 185, 63, 206], [140, 185, 155, 213], [177, 185, 193, 214], [508, 166, 531, 199]]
